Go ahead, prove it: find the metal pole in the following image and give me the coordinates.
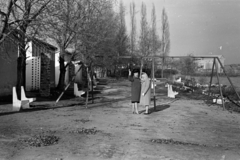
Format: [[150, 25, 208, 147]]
[[152, 59, 156, 111], [91, 66, 94, 104], [85, 67, 89, 108], [117, 55, 222, 59], [161, 57, 164, 78], [215, 60, 225, 110], [217, 57, 240, 100], [140, 58, 143, 76], [208, 58, 215, 96]]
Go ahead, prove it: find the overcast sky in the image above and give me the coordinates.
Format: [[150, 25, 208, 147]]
[[118, 0, 240, 64]]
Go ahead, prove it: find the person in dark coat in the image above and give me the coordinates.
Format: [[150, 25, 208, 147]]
[[128, 69, 141, 114]]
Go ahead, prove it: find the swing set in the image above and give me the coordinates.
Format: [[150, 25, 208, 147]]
[[55, 54, 240, 111], [118, 55, 240, 111]]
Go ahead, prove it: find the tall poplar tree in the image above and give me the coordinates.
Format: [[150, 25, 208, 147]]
[[161, 8, 170, 78]]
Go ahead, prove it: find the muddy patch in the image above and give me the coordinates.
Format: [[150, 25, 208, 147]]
[[150, 138, 225, 148], [69, 127, 100, 135], [72, 119, 91, 123], [19, 134, 60, 147]]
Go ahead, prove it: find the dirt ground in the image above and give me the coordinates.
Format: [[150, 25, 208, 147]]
[[1, 79, 240, 160]]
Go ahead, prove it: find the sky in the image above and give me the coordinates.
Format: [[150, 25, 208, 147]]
[[116, 0, 240, 64]]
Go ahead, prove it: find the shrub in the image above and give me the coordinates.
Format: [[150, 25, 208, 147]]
[[198, 76, 208, 84], [155, 69, 179, 78]]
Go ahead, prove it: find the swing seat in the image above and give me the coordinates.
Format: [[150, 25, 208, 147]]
[[175, 77, 181, 83], [21, 86, 36, 103], [213, 98, 224, 104]]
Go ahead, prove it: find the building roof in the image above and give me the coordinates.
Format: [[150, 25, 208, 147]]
[[31, 38, 58, 51], [1, 27, 58, 51]]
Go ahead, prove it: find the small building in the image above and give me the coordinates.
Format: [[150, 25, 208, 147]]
[[55, 50, 85, 87], [0, 34, 57, 96], [25, 39, 57, 91], [0, 34, 18, 96], [194, 55, 225, 73]]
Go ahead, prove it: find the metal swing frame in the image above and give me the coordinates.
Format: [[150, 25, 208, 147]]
[[118, 55, 240, 111]]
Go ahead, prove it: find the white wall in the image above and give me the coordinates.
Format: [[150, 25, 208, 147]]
[[26, 42, 42, 91]]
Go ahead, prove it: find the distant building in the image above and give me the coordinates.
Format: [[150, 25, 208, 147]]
[[194, 55, 225, 73]]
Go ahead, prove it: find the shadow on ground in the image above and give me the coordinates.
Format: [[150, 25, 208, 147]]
[[139, 105, 170, 114]]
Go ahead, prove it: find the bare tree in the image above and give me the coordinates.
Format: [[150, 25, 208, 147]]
[[161, 7, 170, 78], [150, 3, 161, 71], [150, 3, 158, 56], [39, 0, 90, 90], [113, 0, 129, 77], [39, 0, 116, 89], [139, 2, 151, 57], [76, 0, 118, 69], [0, 0, 18, 45], [116, 0, 128, 57], [1, 0, 53, 97], [180, 55, 198, 76], [129, 1, 136, 56]]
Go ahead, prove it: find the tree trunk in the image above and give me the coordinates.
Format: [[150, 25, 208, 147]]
[[57, 56, 66, 90], [16, 56, 26, 99], [16, 29, 27, 99]]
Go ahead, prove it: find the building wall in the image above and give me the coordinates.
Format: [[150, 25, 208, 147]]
[[25, 41, 56, 91], [0, 36, 18, 96]]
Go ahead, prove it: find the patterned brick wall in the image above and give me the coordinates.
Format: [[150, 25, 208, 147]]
[[40, 53, 51, 97]]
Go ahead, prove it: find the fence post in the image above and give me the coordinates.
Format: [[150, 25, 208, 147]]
[[152, 59, 156, 111], [215, 58, 225, 110]]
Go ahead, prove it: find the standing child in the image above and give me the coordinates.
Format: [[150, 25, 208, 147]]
[[140, 72, 151, 114], [128, 69, 141, 114]]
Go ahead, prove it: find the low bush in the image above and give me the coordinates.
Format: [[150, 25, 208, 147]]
[[155, 69, 179, 78]]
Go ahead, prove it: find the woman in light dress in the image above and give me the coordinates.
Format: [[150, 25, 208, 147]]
[[140, 72, 151, 114]]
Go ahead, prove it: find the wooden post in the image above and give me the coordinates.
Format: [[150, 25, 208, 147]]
[[215, 59, 225, 110], [208, 58, 215, 96]]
